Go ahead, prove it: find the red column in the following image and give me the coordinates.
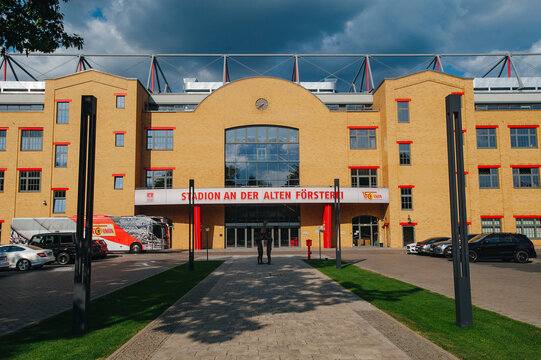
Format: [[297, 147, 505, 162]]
[[323, 205, 332, 248], [194, 205, 201, 250]]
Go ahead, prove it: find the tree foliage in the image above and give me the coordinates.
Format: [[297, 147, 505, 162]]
[[0, 0, 83, 56]]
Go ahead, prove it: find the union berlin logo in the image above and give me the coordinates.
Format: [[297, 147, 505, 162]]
[[362, 191, 383, 200]]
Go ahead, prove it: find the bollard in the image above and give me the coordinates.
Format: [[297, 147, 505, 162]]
[[306, 239, 312, 260]]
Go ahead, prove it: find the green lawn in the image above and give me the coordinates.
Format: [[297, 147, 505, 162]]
[[307, 259, 541, 360], [0, 260, 223, 360]]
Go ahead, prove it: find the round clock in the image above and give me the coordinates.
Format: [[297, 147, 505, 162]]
[[255, 98, 268, 111]]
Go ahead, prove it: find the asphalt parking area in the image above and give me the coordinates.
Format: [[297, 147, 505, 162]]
[[0, 252, 187, 336], [340, 249, 541, 328]]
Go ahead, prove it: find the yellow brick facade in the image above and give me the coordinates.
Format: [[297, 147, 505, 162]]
[[1, 70, 541, 248]]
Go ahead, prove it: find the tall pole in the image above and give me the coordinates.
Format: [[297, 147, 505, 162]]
[[72, 95, 97, 335], [446, 94, 473, 327], [188, 179, 194, 271], [334, 179, 342, 269]]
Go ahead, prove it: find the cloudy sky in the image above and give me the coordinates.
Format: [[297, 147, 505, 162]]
[[11, 0, 541, 91]]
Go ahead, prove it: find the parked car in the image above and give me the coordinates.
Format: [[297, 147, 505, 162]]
[[0, 244, 55, 271], [415, 237, 450, 255], [29, 232, 77, 265], [431, 234, 480, 257], [92, 240, 109, 258], [406, 242, 418, 254], [0, 253, 9, 270], [467, 233, 537, 263]]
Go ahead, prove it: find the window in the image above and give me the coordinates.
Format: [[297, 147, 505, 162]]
[[351, 168, 377, 187], [147, 129, 174, 150], [481, 218, 502, 233], [397, 101, 409, 123], [21, 129, 42, 151], [225, 126, 299, 187], [0, 104, 44, 112], [476, 128, 497, 148], [399, 143, 411, 165], [0, 129, 5, 150], [19, 170, 41, 192], [510, 127, 537, 148], [0, 170, 4, 192], [513, 168, 540, 188], [515, 218, 541, 239], [114, 176, 124, 190], [53, 190, 66, 213], [115, 133, 124, 147], [56, 102, 69, 124], [349, 129, 376, 149], [400, 188, 412, 210], [55, 145, 68, 167], [116, 95, 125, 109], [146, 170, 173, 189], [478, 168, 499, 188]]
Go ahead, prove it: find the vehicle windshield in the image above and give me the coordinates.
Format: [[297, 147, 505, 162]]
[[469, 234, 487, 243]]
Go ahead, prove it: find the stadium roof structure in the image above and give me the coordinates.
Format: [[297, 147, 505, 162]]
[[2, 52, 541, 94]]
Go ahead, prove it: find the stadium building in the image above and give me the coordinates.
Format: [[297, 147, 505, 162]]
[[1, 54, 541, 249]]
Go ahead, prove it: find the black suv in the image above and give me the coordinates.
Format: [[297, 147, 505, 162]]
[[29, 232, 77, 265], [468, 233, 537, 263]]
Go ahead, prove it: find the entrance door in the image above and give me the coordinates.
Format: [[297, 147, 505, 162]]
[[352, 216, 379, 246], [225, 225, 299, 248], [402, 226, 415, 246]]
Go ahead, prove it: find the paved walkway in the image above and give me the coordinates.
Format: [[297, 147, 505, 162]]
[[109, 256, 456, 360]]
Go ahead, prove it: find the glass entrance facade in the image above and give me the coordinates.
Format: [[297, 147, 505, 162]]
[[225, 204, 300, 248]]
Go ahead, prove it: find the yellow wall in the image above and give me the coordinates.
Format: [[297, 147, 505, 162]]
[[2, 70, 541, 247]]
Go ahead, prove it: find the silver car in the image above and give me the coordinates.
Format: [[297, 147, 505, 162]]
[[0, 253, 9, 269], [0, 244, 55, 271]]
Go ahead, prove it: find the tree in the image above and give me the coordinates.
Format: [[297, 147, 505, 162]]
[[0, 0, 83, 56]]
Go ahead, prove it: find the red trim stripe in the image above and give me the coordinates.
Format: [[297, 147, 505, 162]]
[[398, 185, 415, 188], [113, 131, 126, 134], [0, 220, 4, 223], [511, 165, 541, 168], [348, 166, 380, 169], [508, 125, 539, 128], [112, 173, 125, 177], [114, 93, 127, 96], [53, 142, 70, 146], [476, 125, 498, 129], [395, 98, 411, 102], [0, 168, 7, 171], [51, 187, 69, 191], [400, 222, 417, 226], [383, 222, 390, 226], [513, 215, 541, 219], [348, 126, 378, 129], [478, 165, 501, 168], [17, 168, 42, 171], [396, 141, 413, 144], [55, 99, 72, 103], [481, 215, 504, 219], [0, 127, 8, 130], [144, 167, 175, 170], [19, 127, 43, 131], [145, 127, 176, 130], [451, 92, 465, 95]]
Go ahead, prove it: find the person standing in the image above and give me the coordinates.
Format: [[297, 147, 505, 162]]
[[264, 222, 273, 265], [255, 222, 265, 264]]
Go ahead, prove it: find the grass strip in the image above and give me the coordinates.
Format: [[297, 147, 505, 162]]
[[307, 259, 541, 360], [0, 260, 223, 360]]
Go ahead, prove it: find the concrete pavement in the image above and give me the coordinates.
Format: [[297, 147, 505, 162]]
[[109, 256, 456, 360]]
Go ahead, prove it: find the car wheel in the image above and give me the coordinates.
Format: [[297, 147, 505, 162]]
[[57, 252, 70, 265], [16, 259, 31, 271], [444, 248, 452, 257], [469, 250, 478, 262], [130, 242, 142, 254], [514, 250, 529, 264]]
